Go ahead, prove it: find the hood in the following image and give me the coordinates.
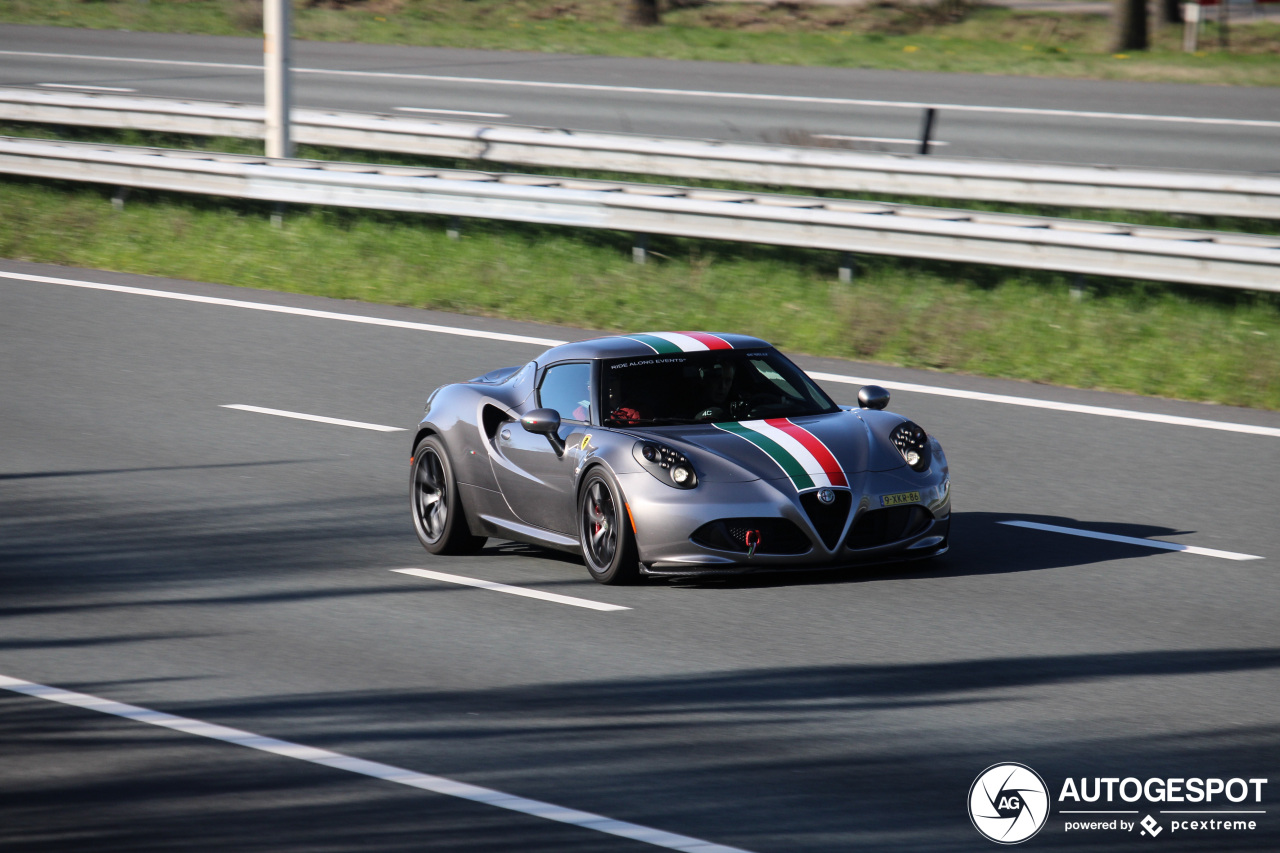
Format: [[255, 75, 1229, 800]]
[[629, 410, 907, 486]]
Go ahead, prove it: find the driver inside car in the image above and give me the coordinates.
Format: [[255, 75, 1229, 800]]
[[693, 360, 739, 421]]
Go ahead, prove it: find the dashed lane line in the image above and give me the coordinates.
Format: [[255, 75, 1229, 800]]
[[814, 134, 950, 147], [393, 568, 630, 611], [35, 82, 136, 93], [0, 674, 746, 853], [999, 520, 1263, 561], [395, 106, 509, 118]]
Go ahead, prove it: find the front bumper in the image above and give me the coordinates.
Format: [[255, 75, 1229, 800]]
[[618, 467, 950, 577]]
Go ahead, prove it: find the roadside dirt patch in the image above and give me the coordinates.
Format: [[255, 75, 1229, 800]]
[[691, 0, 975, 35]]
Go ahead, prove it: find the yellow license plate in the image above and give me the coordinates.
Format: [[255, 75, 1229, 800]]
[[881, 491, 920, 507]]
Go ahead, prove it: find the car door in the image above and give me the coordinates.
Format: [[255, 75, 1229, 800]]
[[490, 361, 594, 534]]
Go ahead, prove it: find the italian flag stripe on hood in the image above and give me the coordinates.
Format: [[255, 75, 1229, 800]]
[[714, 419, 848, 491]]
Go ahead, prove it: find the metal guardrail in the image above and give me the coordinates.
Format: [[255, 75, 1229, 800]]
[[2, 137, 1277, 291], [2, 88, 1278, 220]]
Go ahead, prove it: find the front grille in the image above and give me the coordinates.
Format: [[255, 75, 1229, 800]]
[[847, 506, 930, 549], [691, 518, 811, 555], [799, 490, 853, 549]]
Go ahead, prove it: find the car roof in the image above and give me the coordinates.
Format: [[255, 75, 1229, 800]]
[[537, 332, 772, 363]]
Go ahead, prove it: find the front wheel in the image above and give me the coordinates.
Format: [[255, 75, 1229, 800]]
[[578, 469, 639, 585], [411, 436, 485, 555]]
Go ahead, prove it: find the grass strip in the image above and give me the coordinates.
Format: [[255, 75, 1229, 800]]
[[2, 174, 1277, 410], [2, 0, 1278, 87]]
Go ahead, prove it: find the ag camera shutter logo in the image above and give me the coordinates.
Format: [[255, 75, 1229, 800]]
[[969, 763, 1050, 844]]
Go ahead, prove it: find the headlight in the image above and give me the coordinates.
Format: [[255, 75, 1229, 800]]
[[633, 441, 698, 489], [890, 421, 931, 472]]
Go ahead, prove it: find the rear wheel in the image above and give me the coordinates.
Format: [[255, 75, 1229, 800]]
[[411, 436, 485, 555], [578, 469, 639, 585]]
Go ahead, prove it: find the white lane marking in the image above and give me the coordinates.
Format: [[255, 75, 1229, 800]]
[[36, 82, 137, 93], [810, 372, 1280, 438], [814, 134, 950, 147], [2, 50, 1278, 129], [395, 106, 509, 118], [0, 50, 256, 71], [0, 271, 566, 347], [6, 270, 1277, 439], [0, 675, 744, 853], [392, 568, 630, 611], [999, 520, 1263, 561], [221, 404, 404, 432]]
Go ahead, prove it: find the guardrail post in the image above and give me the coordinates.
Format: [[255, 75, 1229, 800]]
[[839, 252, 857, 283], [271, 202, 285, 228], [447, 216, 462, 240], [633, 233, 649, 264], [1071, 274, 1086, 301], [111, 187, 130, 211], [918, 108, 937, 156]]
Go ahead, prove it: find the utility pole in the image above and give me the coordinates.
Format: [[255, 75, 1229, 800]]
[[264, 0, 292, 159]]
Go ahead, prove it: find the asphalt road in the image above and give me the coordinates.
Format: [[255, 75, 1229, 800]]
[[1, 258, 1277, 851], [2, 25, 1278, 172]]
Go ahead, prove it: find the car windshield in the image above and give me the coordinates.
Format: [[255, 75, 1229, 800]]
[[601, 349, 839, 427]]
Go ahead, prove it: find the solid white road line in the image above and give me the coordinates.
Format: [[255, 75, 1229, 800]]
[[395, 106, 509, 118], [36, 82, 137, 93], [0, 271, 566, 347], [814, 134, 950, 147], [0, 674, 745, 853], [221, 404, 404, 432], [810, 372, 1280, 439], [2, 50, 1278, 129], [392, 568, 630, 611], [0, 51, 257, 71], [999, 520, 1263, 561], [6, 270, 1279, 439]]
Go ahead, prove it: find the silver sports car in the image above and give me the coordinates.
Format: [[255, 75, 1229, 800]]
[[411, 332, 950, 583]]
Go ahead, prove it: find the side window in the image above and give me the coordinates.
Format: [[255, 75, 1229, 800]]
[[539, 362, 592, 422], [751, 358, 803, 399]]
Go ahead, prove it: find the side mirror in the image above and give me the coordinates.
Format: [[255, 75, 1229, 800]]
[[857, 385, 890, 410], [520, 408, 565, 455], [520, 408, 561, 435]]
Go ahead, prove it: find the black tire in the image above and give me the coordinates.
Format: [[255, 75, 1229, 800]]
[[578, 468, 639, 585], [411, 436, 486, 555]]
